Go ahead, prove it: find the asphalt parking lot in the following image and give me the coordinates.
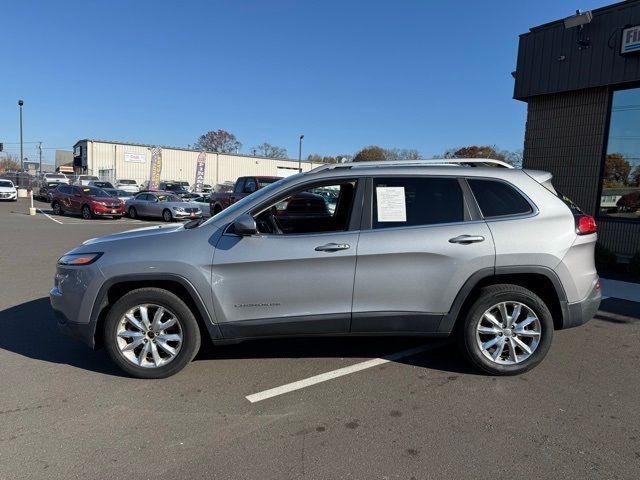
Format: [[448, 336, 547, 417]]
[[1, 198, 639, 480]]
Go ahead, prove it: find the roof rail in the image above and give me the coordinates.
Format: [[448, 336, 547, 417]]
[[307, 158, 514, 174]]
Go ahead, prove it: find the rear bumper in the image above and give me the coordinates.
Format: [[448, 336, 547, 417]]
[[562, 281, 601, 329]]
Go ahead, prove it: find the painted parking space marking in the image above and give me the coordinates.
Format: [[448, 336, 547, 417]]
[[36, 208, 165, 226], [245, 341, 447, 403], [37, 208, 63, 224]]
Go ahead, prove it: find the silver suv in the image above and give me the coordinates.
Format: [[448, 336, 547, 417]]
[[50, 160, 601, 378]]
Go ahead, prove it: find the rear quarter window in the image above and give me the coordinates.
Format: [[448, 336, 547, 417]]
[[468, 178, 533, 218]]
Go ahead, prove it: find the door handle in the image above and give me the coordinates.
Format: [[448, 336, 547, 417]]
[[449, 235, 485, 244], [315, 243, 350, 252]]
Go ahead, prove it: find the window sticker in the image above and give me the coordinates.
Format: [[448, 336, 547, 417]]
[[376, 186, 406, 222]]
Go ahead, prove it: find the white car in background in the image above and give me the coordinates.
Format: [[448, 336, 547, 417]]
[[116, 179, 139, 193], [0, 179, 18, 201], [42, 173, 69, 184], [74, 175, 100, 186]]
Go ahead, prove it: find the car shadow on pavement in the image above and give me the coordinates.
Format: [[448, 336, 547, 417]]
[[0, 297, 476, 376], [0, 297, 126, 377], [196, 336, 478, 375]]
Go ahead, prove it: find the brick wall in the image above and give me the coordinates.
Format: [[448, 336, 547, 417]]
[[523, 87, 640, 257]]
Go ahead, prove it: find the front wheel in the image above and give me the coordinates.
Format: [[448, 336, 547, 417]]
[[103, 288, 201, 379], [81, 205, 93, 220], [162, 209, 173, 222], [52, 202, 64, 215], [128, 207, 137, 219], [458, 284, 553, 376]]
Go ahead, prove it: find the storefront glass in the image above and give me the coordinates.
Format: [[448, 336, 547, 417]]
[[600, 87, 640, 220]]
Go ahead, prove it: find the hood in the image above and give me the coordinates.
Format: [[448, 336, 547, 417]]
[[0, 186, 16, 192], [162, 201, 194, 208], [93, 196, 122, 203], [82, 224, 183, 246]]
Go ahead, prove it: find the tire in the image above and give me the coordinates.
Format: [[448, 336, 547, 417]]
[[103, 288, 201, 379], [81, 204, 93, 220], [52, 201, 64, 216], [213, 205, 222, 215], [458, 284, 553, 376], [128, 207, 137, 219], [162, 209, 173, 222]]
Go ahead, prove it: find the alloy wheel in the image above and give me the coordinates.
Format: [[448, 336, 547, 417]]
[[82, 206, 92, 219], [475, 301, 541, 365], [115, 304, 183, 368]]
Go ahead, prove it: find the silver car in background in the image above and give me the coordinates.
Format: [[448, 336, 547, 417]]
[[125, 192, 202, 222]]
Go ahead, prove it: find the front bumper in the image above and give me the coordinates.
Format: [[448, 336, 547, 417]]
[[51, 286, 97, 348], [93, 205, 124, 216], [173, 210, 202, 219], [0, 192, 17, 200], [49, 264, 105, 349], [562, 281, 601, 329]]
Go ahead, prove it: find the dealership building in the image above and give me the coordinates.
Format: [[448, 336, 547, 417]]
[[72, 139, 314, 188], [515, 0, 640, 258]]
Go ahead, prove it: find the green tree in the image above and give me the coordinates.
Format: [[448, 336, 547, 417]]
[[353, 146, 387, 162], [603, 153, 631, 188], [194, 130, 242, 153], [253, 143, 287, 158]]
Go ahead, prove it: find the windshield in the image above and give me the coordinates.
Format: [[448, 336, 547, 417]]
[[46, 182, 59, 188], [46, 174, 66, 179], [0, 180, 13, 188], [116, 190, 132, 196], [157, 194, 181, 202], [119, 179, 136, 185], [82, 187, 109, 197], [259, 178, 281, 186], [81, 176, 99, 181], [201, 175, 296, 227]]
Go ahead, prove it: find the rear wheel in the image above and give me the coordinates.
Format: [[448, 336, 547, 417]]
[[52, 201, 63, 215], [162, 209, 173, 222], [103, 288, 201, 379], [81, 204, 93, 220], [458, 284, 553, 375], [128, 206, 137, 219]]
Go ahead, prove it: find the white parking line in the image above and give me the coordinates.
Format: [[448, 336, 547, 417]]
[[245, 341, 447, 403], [37, 208, 63, 224]]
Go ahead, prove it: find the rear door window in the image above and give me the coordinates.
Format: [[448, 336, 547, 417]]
[[373, 177, 465, 229], [467, 179, 533, 218]]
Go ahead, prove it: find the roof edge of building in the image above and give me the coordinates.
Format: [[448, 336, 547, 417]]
[[73, 138, 312, 164]]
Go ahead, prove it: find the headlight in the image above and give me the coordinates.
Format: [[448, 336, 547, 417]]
[[94, 201, 107, 206], [174, 207, 185, 212], [58, 252, 103, 266]]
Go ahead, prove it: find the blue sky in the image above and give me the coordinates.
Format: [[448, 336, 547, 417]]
[[1, 0, 608, 163]]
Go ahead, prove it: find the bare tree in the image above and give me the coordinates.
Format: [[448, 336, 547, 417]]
[[252, 143, 288, 158], [194, 130, 242, 153], [0, 154, 20, 172]]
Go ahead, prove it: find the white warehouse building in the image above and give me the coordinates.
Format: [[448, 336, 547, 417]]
[[72, 139, 315, 188]]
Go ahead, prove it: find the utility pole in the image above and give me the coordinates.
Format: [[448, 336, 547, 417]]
[[38, 142, 42, 175], [298, 134, 304, 172], [18, 100, 24, 172]]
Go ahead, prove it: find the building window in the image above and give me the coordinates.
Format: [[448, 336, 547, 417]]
[[599, 87, 640, 221]]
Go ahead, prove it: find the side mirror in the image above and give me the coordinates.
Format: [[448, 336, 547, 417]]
[[233, 213, 257, 236]]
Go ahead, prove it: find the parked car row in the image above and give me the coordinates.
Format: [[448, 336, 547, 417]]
[[47, 184, 205, 222]]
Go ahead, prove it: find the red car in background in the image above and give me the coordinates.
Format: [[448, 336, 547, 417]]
[[51, 185, 125, 219]]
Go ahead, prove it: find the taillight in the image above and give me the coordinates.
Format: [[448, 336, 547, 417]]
[[576, 215, 597, 235]]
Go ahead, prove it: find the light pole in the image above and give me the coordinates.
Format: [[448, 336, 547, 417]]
[[18, 100, 24, 172], [298, 134, 304, 172]]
